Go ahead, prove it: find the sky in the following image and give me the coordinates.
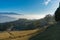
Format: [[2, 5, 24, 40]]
[[0, 0, 60, 19]]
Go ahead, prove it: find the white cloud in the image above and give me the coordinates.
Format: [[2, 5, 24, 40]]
[[44, 0, 51, 5], [3, 14, 46, 20]]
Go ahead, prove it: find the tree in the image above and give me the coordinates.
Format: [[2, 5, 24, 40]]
[[55, 3, 60, 22]]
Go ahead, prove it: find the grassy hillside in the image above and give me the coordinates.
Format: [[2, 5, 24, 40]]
[[0, 28, 41, 40], [30, 22, 60, 40]]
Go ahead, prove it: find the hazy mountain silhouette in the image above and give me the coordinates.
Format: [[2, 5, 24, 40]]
[[0, 12, 22, 23], [0, 12, 21, 15], [0, 15, 17, 23]]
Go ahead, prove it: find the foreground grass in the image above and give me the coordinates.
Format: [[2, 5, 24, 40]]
[[0, 29, 40, 40]]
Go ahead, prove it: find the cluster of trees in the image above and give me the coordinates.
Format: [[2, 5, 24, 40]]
[[0, 14, 56, 31]]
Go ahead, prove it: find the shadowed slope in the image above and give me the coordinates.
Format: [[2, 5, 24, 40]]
[[30, 22, 60, 40]]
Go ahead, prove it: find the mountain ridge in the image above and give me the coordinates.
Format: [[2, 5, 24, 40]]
[[0, 12, 21, 15]]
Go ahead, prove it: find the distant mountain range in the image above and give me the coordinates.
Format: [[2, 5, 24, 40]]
[[0, 12, 20, 23], [0, 15, 17, 23], [0, 12, 21, 15]]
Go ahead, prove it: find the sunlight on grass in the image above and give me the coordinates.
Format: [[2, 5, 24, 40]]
[[0, 29, 40, 40]]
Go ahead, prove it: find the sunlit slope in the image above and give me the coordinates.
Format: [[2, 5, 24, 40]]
[[0, 29, 40, 40], [30, 23, 60, 40]]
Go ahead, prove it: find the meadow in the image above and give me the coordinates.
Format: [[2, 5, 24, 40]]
[[0, 28, 40, 40]]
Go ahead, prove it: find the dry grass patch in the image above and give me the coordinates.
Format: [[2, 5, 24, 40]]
[[0, 29, 39, 40], [0, 32, 10, 39]]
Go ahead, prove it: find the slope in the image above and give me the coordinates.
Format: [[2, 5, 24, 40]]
[[30, 22, 60, 40], [0, 28, 40, 40]]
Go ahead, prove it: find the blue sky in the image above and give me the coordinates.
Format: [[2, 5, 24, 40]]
[[0, 0, 60, 19]]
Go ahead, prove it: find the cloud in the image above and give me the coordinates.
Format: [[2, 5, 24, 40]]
[[3, 14, 46, 20], [44, 0, 51, 5]]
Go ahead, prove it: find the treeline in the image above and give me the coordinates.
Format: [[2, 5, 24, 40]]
[[0, 14, 56, 31]]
